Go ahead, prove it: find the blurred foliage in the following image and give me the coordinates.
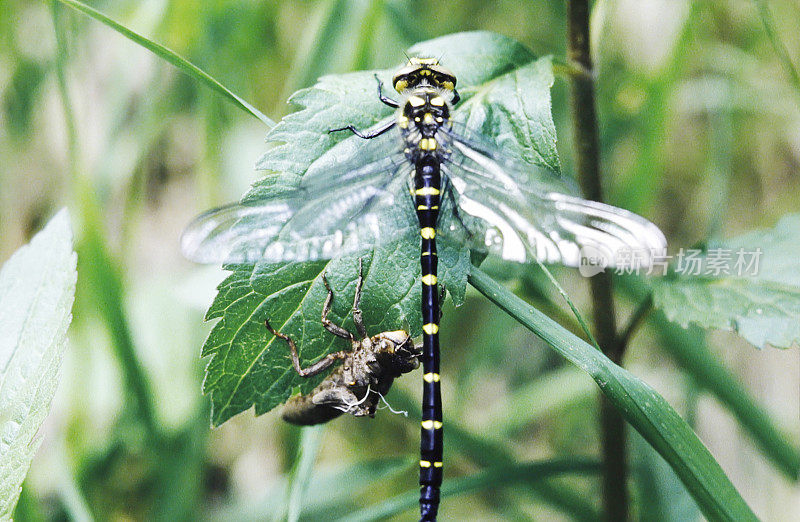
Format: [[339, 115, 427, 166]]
[[1, 0, 799, 520]]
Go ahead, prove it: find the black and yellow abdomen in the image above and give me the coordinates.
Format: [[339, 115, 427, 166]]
[[414, 157, 443, 519]]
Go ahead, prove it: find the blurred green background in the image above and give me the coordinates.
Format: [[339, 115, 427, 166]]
[[1, 0, 798, 520]]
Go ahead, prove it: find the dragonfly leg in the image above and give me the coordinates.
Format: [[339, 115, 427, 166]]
[[265, 319, 348, 377], [352, 258, 368, 340], [438, 286, 446, 321], [374, 73, 400, 108], [321, 273, 355, 340], [328, 118, 396, 140]]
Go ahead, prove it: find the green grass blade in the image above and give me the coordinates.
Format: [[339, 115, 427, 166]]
[[383, 1, 429, 45], [534, 259, 600, 348], [469, 266, 757, 522], [297, 457, 413, 519], [52, 0, 274, 128], [350, 0, 384, 71], [285, 426, 324, 522], [753, 0, 800, 100], [612, 1, 699, 213], [57, 457, 95, 522], [338, 458, 601, 522], [210, 457, 412, 521], [631, 428, 700, 522]]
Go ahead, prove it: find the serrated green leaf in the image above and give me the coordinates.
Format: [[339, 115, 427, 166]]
[[653, 212, 800, 349], [0, 210, 76, 517], [204, 31, 559, 425]]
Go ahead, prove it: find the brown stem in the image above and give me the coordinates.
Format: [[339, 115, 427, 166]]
[[567, 1, 629, 520], [618, 294, 654, 350]]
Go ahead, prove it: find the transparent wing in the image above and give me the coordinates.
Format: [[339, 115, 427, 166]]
[[182, 126, 418, 264], [440, 128, 667, 268], [300, 119, 403, 192]]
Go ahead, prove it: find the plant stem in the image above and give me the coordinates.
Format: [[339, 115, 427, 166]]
[[617, 294, 654, 350], [566, 2, 628, 519]]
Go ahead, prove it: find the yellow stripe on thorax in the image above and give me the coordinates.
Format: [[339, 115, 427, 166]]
[[415, 187, 440, 196], [418, 138, 437, 151]]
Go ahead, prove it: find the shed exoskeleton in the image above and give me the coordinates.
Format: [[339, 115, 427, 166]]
[[267, 259, 420, 426]]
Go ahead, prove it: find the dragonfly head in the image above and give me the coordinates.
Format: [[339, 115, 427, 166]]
[[372, 330, 420, 374], [392, 57, 457, 95]]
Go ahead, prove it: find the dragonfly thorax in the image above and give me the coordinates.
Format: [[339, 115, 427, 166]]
[[398, 88, 453, 164]]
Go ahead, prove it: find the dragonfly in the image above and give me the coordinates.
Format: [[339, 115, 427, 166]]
[[181, 57, 666, 521]]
